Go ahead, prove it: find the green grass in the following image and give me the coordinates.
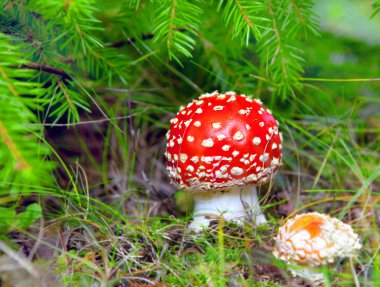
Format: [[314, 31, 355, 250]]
[[4, 73, 378, 286]]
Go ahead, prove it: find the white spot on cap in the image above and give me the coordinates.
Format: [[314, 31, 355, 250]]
[[252, 137, 261, 146], [259, 122, 264, 127], [169, 141, 175, 147], [230, 167, 243, 176], [293, 239, 306, 249], [215, 171, 224, 178], [266, 134, 271, 140], [197, 171, 206, 178], [259, 153, 269, 162], [174, 154, 178, 161], [202, 156, 213, 164], [177, 137, 183, 144], [232, 151, 239, 157], [195, 108, 203, 114], [222, 145, 230, 151], [195, 100, 204, 105], [304, 243, 312, 253], [245, 97, 253, 102], [272, 143, 278, 149], [180, 154, 188, 163], [186, 165, 194, 172], [214, 106, 224, 111], [212, 122, 222, 129], [249, 154, 256, 161], [184, 119, 192, 127], [226, 95, 236, 102], [217, 94, 226, 99], [217, 134, 226, 141], [297, 250, 306, 259], [170, 118, 178, 124], [202, 138, 214, 147], [268, 127, 274, 134], [312, 238, 327, 251], [254, 99, 263, 104], [190, 156, 199, 163], [292, 230, 311, 242], [187, 136, 194, 142], [220, 165, 229, 173], [233, 131, 244, 141], [246, 124, 251, 130], [194, 121, 201, 127], [271, 158, 280, 167], [246, 174, 257, 181], [200, 92, 217, 99], [267, 108, 272, 114]]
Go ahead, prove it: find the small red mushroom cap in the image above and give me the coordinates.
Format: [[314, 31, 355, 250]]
[[273, 212, 362, 266], [165, 91, 282, 192]]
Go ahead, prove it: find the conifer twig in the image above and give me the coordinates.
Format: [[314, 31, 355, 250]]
[[21, 63, 72, 80]]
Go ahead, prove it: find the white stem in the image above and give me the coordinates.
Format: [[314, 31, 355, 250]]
[[289, 266, 325, 285], [189, 186, 267, 231]]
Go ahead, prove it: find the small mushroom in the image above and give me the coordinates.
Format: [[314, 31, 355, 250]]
[[273, 212, 362, 282], [165, 91, 282, 230]]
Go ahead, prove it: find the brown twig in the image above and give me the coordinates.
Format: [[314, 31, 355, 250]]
[[21, 63, 72, 80], [111, 33, 155, 48]]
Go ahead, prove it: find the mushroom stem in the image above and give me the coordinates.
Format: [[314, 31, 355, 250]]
[[288, 266, 325, 285], [189, 186, 267, 230]]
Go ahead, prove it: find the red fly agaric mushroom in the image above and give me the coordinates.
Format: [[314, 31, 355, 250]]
[[273, 212, 362, 282], [165, 91, 282, 230]]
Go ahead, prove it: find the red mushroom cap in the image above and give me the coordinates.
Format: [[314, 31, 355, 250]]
[[165, 91, 282, 192]]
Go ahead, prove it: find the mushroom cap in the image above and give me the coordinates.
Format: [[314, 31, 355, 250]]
[[273, 212, 362, 266], [165, 91, 282, 192]]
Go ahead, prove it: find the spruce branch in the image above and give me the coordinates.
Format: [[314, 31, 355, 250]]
[[286, 0, 319, 36], [0, 68, 19, 97], [217, 0, 268, 45], [44, 78, 91, 124], [111, 33, 155, 47], [27, 0, 128, 83], [0, 33, 52, 190], [371, 0, 380, 18], [0, 121, 30, 171], [21, 63, 72, 80], [255, 0, 319, 99], [153, 0, 202, 62]]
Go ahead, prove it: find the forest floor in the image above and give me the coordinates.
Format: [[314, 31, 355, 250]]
[[2, 89, 379, 286]]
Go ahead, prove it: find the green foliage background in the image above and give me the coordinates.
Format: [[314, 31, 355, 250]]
[[0, 0, 379, 286]]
